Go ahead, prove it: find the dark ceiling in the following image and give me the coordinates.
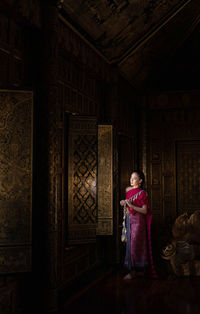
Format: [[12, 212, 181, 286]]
[[151, 24, 200, 91], [60, 0, 200, 90]]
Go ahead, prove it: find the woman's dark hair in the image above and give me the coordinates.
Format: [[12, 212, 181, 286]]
[[132, 170, 145, 189]]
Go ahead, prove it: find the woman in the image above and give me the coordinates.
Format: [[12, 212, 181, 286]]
[[120, 170, 157, 279]]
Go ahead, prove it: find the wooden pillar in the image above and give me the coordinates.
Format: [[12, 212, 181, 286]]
[[38, 2, 63, 312]]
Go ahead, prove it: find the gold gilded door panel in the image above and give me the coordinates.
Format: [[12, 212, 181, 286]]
[[67, 116, 97, 244], [0, 90, 33, 274], [97, 125, 113, 235], [176, 141, 200, 216]]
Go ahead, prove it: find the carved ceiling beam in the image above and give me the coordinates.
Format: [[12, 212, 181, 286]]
[[58, 13, 109, 63]]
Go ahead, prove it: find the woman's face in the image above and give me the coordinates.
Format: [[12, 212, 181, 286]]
[[130, 172, 142, 188]]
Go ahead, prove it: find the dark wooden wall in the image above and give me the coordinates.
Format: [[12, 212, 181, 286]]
[[0, 1, 138, 313], [0, 2, 41, 314], [140, 91, 200, 247]]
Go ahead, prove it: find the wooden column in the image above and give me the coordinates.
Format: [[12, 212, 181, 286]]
[[39, 2, 63, 312]]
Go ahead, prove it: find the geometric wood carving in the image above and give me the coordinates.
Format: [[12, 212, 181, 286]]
[[97, 125, 113, 235], [67, 115, 97, 244], [0, 89, 33, 274]]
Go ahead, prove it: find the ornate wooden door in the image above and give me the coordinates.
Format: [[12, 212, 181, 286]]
[[67, 115, 97, 244], [145, 92, 200, 232], [176, 141, 200, 216]]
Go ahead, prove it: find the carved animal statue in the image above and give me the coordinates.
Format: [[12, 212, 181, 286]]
[[162, 210, 200, 276]]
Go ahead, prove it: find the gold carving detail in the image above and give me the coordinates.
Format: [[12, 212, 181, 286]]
[[97, 125, 113, 235], [0, 90, 33, 273], [68, 116, 97, 244]]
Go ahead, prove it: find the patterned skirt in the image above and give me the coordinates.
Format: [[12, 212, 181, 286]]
[[124, 212, 148, 270]]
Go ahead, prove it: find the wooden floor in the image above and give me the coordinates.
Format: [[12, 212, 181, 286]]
[[61, 269, 200, 314]]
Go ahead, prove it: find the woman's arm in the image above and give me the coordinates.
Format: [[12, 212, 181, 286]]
[[125, 200, 147, 215]]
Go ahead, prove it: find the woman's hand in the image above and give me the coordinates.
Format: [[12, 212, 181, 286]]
[[125, 200, 133, 208], [120, 200, 126, 206]]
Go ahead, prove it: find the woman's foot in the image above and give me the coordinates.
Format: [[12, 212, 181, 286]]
[[123, 271, 136, 280], [123, 273, 132, 280]]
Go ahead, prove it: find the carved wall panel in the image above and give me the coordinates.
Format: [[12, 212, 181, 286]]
[[139, 107, 148, 180], [0, 89, 33, 273], [146, 91, 200, 231], [176, 141, 200, 216], [0, 50, 9, 86], [150, 140, 162, 162], [163, 175, 175, 221], [68, 116, 97, 244], [150, 187, 162, 213], [0, 13, 30, 89], [0, 13, 10, 46], [112, 129, 120, 263], [162, 142, 174, 176], [58, 17, 111, 83], [57, 17, 105, 117], [97, 125, 113, 235], [151, 163, 161, 185], [152, 213, 162, 230], [0, 286, 15, 314], [58, 80, 100, 117], [118, 134, 135, 215]]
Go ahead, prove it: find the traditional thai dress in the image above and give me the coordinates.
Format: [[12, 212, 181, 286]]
[[124, 187, 157, 278]]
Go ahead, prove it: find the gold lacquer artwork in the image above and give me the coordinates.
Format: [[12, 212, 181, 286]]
[[97, 125, 113, 235], [0, 90, 33, 274], [68, 116, 97, 244]]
